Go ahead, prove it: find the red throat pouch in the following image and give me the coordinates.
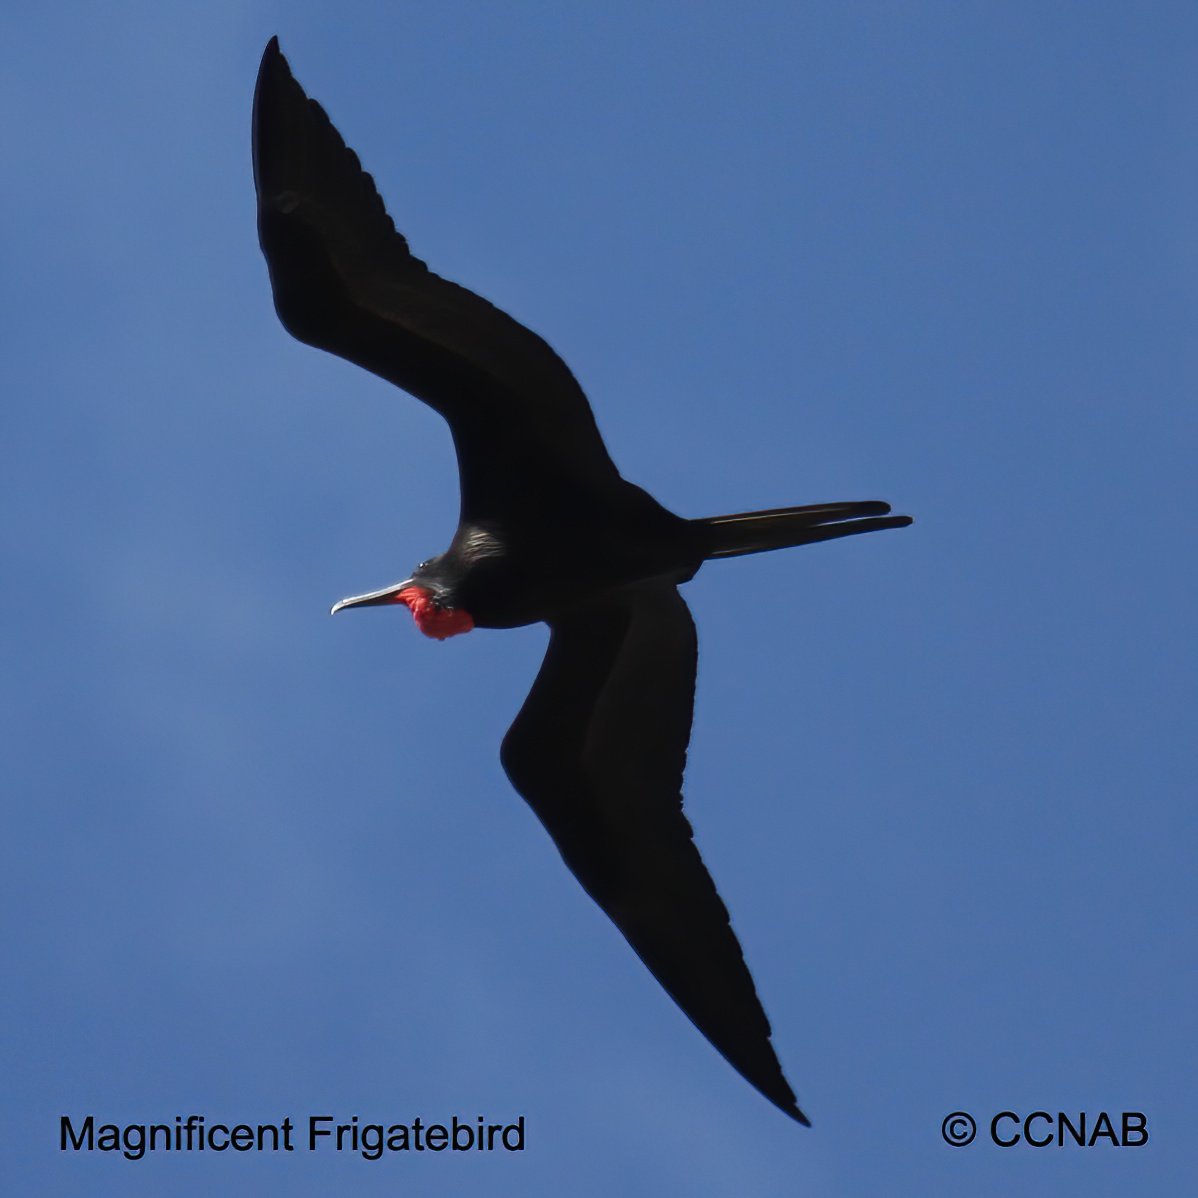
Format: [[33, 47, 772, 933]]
[[396, 586, 474, 640]]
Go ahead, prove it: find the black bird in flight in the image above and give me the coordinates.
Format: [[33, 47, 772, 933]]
[[253, 37, 910, 1126]]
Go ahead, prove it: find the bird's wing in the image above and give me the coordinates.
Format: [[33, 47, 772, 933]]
[[500, 582, 808, 1124], [252, 38, 621, 493]]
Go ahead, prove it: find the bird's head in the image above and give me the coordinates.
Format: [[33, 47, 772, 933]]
[[330, 563, 474, 640]]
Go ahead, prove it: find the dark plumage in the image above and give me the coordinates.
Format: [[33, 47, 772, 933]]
[[253, 37, 911, 1125]]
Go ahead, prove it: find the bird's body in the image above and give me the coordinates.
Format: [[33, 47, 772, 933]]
[[253, 37, 910, 1126]]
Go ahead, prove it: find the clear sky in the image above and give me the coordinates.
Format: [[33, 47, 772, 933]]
[[2, 2, 1195, 1195]]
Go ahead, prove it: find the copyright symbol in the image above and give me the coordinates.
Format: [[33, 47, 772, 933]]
[[942, 1111, 976, 1146]]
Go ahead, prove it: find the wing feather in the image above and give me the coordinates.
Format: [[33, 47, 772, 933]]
[[501, 583, 808, 1123], [252, 38, 621, 493]]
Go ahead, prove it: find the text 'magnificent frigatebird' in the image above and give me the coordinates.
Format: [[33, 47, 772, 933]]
[[253, 37, 911, 1126]]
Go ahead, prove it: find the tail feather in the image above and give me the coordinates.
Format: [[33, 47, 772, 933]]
[[699, 501, 912, 559]]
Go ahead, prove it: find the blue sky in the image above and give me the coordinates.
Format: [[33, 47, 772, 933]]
[[2, 2, 1195, 1194]]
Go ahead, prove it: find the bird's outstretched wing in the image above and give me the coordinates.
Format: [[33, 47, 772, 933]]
[[252, 38, 621, 495], [501, 582, 808, 1124]]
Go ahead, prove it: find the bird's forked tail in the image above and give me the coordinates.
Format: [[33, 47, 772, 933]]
[[698, 501, 912, 559]]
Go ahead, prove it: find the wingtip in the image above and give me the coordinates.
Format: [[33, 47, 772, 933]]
[[764, 1079, 811, 1126], [260, 35, 282, 70], [252, 35, 306, 198], [258, 36, 295, 87]]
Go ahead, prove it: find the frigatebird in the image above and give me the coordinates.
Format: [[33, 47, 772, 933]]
[[253, 37, 910, 1126]]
